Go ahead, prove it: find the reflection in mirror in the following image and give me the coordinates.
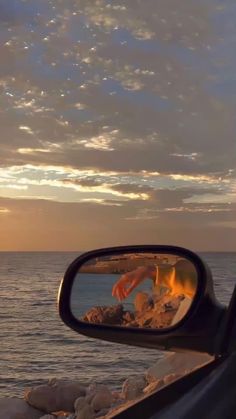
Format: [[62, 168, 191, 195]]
[[70, 252, 198, 329]]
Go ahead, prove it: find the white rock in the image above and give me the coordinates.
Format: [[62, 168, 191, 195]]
[[122, 375, 147, 401], [75, 404, 94, 419], [86, 383, 100, 396], [90, 389, 113, 411], [74, 397, 88, 412], [86, 384, 113, 407], [25, 379, 86, 413], [134, 292, 149, 312], [111, 391, 121, 401], [85, 393, 95, 404], [86, 383, 99, 395], [93, 407, 111, 418], [143, 379, 165, 395], [171, 297, 192, 325], [163, 373, 181, 385], [85, 383, 100, 404], [146, 352, 213, 383], [0, 397, 43, 419]]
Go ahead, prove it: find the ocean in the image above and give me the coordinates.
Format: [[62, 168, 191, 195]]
[[0, 251, 235, 398]]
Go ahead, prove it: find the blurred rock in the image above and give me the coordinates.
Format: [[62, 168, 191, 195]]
[[146, 352, 213, 383], [94, 407, 111, 418], [143, 379, 165, 395], [91, 388, 113, 411], [86, 383, 97, 394], [75, 404, 94, 419], [85, 393, 96, 405], [0, 397, 43, 419], [122, 375, 147, 401], [53, 412, 71, 418], [111, 391, 122, 401], [83, 384, 113, 412], [40, 415, 56, 419], [85, 383, 97, 405], [74, 397, 88, 412], [86, 383, 109, 397], [25, 379, 86, 413], [53, 412, 73, 418], [163, 373, 182, 385]]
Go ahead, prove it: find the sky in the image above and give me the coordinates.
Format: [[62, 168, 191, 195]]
[[0, 0, 235, 251]]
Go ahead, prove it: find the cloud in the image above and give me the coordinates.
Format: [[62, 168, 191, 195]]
[[0, 164, 232, 208], [0, 196, 235, 251], [0, 207, 10, 214], [0, 0, 235, 249], [17, 148, 52, 154]]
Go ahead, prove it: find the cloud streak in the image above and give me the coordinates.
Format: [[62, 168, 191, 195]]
[[0, 0, 235, 249]]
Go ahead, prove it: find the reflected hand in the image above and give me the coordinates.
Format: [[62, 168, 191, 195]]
[[112, 266, 154, 301]]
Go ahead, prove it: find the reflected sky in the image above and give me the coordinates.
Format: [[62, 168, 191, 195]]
[[0, 1, 235, 250]]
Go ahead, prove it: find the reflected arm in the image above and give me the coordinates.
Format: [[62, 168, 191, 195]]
[[112, 265, 156, 301]]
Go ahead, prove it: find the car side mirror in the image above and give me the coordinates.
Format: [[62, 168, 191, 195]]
[[58, 245, 226, 355]]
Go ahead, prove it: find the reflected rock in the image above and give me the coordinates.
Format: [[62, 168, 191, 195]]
[[134, 292, 150, 312], [83, 293, 191, 329], [171, 297, 192, 325], [83, 305, 134, 325], [128, 294, 184, 328], [122, 310, 135, 324], [83, 304, 124, 325]]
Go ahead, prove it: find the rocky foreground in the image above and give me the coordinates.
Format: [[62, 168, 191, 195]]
[[0, 352, 212, 419]]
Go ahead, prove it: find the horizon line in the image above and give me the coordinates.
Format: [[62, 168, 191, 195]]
[[0, 249, 235, 253]]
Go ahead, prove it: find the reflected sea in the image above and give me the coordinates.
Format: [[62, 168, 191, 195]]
[[0, 252, 235, 397]]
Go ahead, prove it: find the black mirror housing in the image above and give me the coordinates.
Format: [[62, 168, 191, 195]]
[[58, 245, 226, 355]]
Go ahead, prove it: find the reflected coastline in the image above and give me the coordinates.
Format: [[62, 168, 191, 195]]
[[70, 252, 198, 329]]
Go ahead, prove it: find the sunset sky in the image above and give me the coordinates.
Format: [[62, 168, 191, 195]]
[[0, 0, 235, 251]]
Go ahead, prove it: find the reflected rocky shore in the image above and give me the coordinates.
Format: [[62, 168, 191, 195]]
[[0, 352, 212, 419], [83, 291, 192, 329]]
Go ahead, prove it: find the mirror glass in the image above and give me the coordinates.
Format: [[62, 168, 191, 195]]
[[70, 252, 198, 329]]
